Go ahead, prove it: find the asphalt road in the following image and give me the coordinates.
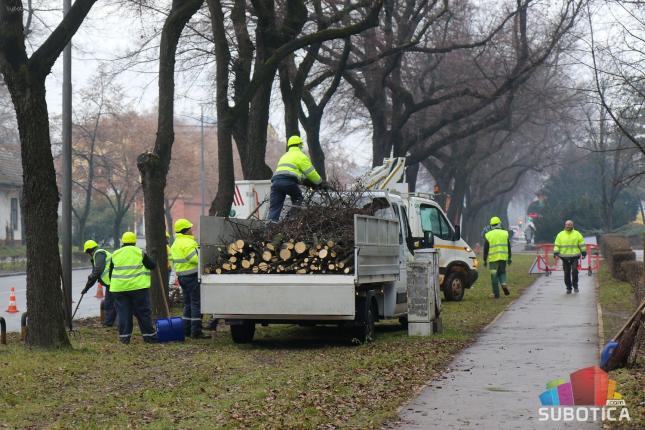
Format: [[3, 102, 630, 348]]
[[1, 268, 99, 333]]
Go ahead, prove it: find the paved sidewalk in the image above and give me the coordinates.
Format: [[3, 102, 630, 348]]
[[395, 271, 600, 429]]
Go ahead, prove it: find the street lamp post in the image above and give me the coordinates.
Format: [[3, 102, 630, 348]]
[[61, 0, 72, 327]]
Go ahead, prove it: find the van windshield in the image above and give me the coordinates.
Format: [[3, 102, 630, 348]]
[[420, 204, 453, 240]]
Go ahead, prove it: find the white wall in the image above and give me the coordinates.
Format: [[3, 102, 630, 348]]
[[0, 187, 21, 241]]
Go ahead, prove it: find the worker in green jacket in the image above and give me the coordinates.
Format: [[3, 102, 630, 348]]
[[82, 239, 116, 327], [483, 216, 512, 298], [171, 218, 210, 339], [553, 220, 586, 294], [268, 135, 328, 221], [109, 231, 157, 344]]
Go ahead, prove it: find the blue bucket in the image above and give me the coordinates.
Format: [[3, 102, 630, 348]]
[[156, 317, 185, 343], [600, 340, 619, 368]]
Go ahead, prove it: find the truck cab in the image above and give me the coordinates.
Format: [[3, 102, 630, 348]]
[[406, 194, 478, 301]]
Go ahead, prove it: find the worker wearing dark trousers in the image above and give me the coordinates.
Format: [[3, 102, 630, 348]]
[[109, 231, 157, 344], [171, 218, 210, 339], [82, 240, 116, 326], [268, 135, 326, 222], [554, 220, 586, 293]]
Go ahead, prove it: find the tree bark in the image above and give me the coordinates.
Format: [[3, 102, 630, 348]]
[[13, 81, 70, 348], [137, 0, 203, 317], [0, 0, 99, 348]]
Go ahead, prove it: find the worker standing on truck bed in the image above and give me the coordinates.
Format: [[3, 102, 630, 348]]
[[553, 220, 586, 294], [109, 232, 157, 344], [171, 218, 210, 339], [82, 239, 116, 327], [483, 216, 512, 298], [268, 134, 326, 222]]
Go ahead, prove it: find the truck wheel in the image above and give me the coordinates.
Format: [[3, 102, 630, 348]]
[[231, 321, 255, 343], [443, 272, 466, 302], [352, 301, 376, 344]]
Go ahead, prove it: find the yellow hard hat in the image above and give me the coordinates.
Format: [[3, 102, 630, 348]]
[[121, 231, 137, 244], [174, 218, 193, 233], [490, 216, 502, 226], [83, 239, 98, 252], [287, 135, 303, 147]]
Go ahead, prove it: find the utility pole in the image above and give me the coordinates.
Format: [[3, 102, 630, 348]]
[[200, 105, 205, 216], [61, 0, 72, 327]]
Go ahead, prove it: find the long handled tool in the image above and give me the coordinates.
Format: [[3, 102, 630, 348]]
[[153, 266, 185, 342], [68, 292, 86, 334], [600, 298, 645, 369]]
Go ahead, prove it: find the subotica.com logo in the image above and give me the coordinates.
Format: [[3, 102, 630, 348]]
[[538, 366, 631, 422]]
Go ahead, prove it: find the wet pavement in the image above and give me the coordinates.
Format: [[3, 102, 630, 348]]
[[395, 271, 600, 429]]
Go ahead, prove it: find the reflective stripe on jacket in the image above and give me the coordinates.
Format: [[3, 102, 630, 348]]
[[110, 246, 150, 292], [93, 248, 112, 286], [554, 229, 585, 257], [485, 228, 509, 262], [273, 146, 322, 184], [171, 233, 199, 276]]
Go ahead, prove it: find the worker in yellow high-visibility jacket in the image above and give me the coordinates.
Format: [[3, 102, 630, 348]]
[[553, 220, 586, 294], [483, 216, 512, 298], [171, 218, 210, 339], [109, 232, 157, 344], [268, 135, 327, 221]]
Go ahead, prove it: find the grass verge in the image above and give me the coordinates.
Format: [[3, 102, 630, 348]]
[[597, 264, 644, 428], [0, 255, 535, 429]]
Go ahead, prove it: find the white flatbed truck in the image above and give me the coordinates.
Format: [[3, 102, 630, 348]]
[[199, 192, 442, 343]]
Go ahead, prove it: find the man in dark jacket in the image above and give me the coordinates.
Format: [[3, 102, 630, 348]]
[[82, 239, 116, 326]]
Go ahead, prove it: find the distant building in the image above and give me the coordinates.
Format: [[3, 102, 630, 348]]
[[0, 145, 22, 243]]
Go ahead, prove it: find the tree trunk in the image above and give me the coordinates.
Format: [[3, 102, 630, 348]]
[[239, 80, 274, 180], [137, 0, 202, 318], [406, 163, 420, 193], [302, 114, 326, 180], [13, 80, 70, 348], [211, 116, 236, 216]]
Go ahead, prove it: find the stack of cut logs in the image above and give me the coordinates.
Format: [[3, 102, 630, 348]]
[[205, 238, 354, 275], [204, 185, 375, 275]]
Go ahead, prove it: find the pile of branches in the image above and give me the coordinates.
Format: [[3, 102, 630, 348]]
[[205, 185, 378, 275]]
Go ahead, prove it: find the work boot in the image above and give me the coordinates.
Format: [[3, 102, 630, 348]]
[[501, 284, 510, 296], [566, 289, 572, 294], [191, 332, 211, 339], [143, 336, 158, 344], [574, 287, 579, 293], [119, 338, 130, 345], [206, 317, 219, 331]]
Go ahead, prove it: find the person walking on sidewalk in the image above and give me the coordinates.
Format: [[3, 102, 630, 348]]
[[109, 232, 157, 344], [483, 216, 512, 298], [553, 220, 586, 294], [82, 240, 116, 327], [171, 218, 210, 339]]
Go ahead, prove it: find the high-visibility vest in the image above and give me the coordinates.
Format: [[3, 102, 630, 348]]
[[554, 229, 585, 257], [485, 228, 509, 262], [93, 248, 112, 286], [273, 146, 322, 184], [171, 233, 199, 277], [110, 246, 150, 292]]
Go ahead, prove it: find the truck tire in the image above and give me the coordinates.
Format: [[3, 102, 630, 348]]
[[443, 271, 466, 302], [352, 298, 376, 344], [231, 321, 255, 343]]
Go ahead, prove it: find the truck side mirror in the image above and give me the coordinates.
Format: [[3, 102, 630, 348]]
[[453, 225, 461, 241], [424, 231, 434, 248]]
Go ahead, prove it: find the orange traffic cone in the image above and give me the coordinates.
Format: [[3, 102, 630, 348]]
[[6, 287, 18, 313], [95, 282, 105, 299]]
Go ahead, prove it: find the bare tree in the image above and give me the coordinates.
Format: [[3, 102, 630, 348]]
[[0, 0, 98, 348], [137, 0, 203, 318], [206, 0, 383, 216]]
